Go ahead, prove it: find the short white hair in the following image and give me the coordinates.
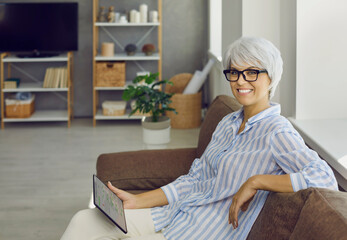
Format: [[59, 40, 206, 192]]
[[223, 37, 283, 99]]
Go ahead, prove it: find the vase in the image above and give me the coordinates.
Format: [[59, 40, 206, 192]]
[[141, 116, 171, 144], [144, 51, 153, 56], [126, 51, 135, 56]]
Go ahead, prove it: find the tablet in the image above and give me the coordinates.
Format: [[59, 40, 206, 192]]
[[93, 175, 128, 233]]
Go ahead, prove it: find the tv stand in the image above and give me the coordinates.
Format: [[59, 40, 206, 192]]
[[16, 51, 60, 58]]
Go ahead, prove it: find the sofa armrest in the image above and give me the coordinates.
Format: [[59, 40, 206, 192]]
[[96, 148, 197, 192]]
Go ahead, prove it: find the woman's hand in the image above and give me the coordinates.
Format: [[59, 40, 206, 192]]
[[107, 181, 138, 209], [228, 174, 293, 229], [108, 181, 169, 209], [228, 177, 257, 229]]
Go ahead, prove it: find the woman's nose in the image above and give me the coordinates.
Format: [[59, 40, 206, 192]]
[[236, 73, 248, 84]]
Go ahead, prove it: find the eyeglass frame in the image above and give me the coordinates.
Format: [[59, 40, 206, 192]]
[[223, 68, 268, 82]]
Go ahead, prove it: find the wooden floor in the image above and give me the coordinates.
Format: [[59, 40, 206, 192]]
[[0, 119, 200, 240]]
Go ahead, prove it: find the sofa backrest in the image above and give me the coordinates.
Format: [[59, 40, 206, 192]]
[[196, 95, 241, 158]]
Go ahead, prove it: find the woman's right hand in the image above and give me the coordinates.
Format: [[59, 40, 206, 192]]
[[107, 181, 138, 209], [108, 181, 169, 209]]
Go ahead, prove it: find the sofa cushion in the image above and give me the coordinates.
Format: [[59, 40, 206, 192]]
[[289, 188, 347, 240], [196, 95, 241, 158], [247, 188, 347, 240], [247, 188, 313, 240]]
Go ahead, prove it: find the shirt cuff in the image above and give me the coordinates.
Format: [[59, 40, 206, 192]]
[[290, 172, 308, 192], [161, 183, 179, 205]]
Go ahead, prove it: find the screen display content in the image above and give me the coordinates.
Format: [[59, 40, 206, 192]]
[[0, 2, 78, 56], [93, 175, 127, 233]]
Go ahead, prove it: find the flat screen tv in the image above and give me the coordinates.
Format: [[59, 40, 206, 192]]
[[0, 2, 78, 57]]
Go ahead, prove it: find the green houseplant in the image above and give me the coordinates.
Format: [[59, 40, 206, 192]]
[[122, 72, 176, 122], [122, 72, 177, 145]]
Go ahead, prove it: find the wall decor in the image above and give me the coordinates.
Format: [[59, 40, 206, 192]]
[[149, 10, 158, 23], [101, 42, 115, 57], [139, 4, 148, 23], [107, 6, 116, 23], [97, 6, 106, 22], [119, 14, 128, 23]]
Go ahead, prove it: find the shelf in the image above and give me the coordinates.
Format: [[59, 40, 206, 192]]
[[2, 53, 69, 63], [1, 51, 73, 129], [92, 0, 162, 126], [2, 83, 68, 92], [95, 86, 127, 90], [95, 109, 144, 120], [94, 81, 133, 90], [3, 110, 69, 122], [95, 22, 160, 27], [95, 53, 160, 61]]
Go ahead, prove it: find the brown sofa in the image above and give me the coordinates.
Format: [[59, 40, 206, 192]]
[[96, 95, 347, 239]]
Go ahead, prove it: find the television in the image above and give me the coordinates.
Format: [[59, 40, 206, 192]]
[[0, 2, 78, 57]]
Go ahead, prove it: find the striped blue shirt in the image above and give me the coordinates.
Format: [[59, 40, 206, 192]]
[[151, 103, 338, 240]]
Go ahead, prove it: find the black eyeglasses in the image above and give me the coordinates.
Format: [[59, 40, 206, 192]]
[[223, 69, 268, 82]]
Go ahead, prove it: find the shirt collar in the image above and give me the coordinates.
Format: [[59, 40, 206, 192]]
[[230, 102, 281, 125]]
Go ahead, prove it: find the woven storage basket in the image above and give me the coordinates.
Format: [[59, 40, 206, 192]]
[[102, 101, 126, 116], [5, 96, 35, 118], [96, 62, 126, 87], [166, 91, 202, 129], [165, 73, 192, 93]]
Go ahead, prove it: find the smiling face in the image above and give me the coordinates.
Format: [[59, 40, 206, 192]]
[[229, 64, 271, 113]]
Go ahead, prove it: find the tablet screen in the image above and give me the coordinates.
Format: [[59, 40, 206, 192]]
[[93, 175, 127, 233]]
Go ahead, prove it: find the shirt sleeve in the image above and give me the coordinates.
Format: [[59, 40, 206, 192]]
[[161, 157, 202, 204], [270, 129, 338, 192]]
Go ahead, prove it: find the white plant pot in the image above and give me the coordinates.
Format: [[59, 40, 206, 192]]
[[142, 127, 171, 144], [142, 116, 171, 144]]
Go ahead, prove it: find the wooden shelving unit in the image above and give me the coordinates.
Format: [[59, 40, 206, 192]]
[[92, 0, 162, 126], [0, 52, 73, 129]]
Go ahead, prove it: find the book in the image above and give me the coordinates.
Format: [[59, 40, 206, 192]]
[[43, 67, 68, 88], [43, 68, 51, 88]]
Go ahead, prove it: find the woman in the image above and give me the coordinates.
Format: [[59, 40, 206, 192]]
[[61, 37, 338, 240]]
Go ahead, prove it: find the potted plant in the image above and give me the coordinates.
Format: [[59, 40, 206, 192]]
[[122, 72, 177, 145], [142, 43, 156, 56], [124, 44, 137, 56]]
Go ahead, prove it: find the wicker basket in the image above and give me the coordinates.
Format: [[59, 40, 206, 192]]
[[166, 92, 202, 129], [96, 62, 126, 87], [102, 101, 126, 116], [5, 96, 35, 118], [165, 73, 192, 93]]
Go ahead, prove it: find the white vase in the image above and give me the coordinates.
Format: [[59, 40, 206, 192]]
[[141, 116, 171, 144]]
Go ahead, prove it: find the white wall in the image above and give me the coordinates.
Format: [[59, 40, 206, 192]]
[[242, 0, 280, 47], [242, 0, 281, 103], [222, 0, 242, 54], [209, 0, 347, 119], [208, 0, 222, 58], [279, 0, 296, 118], [208, 0, 282, 104], [207, 0, 242, 103], [296, 0, 347, 119]]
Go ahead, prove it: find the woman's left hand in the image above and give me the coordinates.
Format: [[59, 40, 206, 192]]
[[228, 177, 257, 229]]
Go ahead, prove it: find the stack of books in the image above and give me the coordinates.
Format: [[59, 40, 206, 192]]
[[43, 67, 68, 88]]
